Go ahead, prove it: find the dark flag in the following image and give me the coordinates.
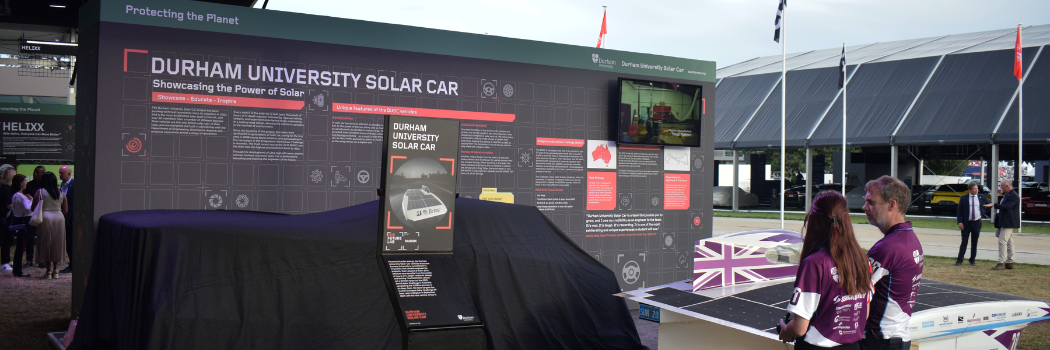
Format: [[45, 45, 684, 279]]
[[838, 44, 846, 89], [773, 0, 786, 43]]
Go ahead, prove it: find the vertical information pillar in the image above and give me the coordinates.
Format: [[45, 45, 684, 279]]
[[377, 115, 484, 350]]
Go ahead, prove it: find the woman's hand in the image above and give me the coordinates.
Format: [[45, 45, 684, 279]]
[[777, 319, 795, 342]]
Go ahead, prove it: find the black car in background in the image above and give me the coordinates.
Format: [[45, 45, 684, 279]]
[[910, 185, 937, 212], [775, 183, 855, 208]]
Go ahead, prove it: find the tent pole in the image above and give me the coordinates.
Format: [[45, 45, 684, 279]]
[[780, 4, 786, 229], [733, 150, 739, 211], [842, 42, 847, 195]]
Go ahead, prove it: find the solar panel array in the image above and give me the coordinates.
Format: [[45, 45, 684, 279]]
[[403, 189, 444, 210], [633, 279, 1035, 335]]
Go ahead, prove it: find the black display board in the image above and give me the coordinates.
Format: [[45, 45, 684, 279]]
[[378, 115, 483, 349]]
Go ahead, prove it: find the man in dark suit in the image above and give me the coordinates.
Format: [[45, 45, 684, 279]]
[[985, 179, 1019, 270], [58, 166, 74, 274], [955, 183, 989, 266]]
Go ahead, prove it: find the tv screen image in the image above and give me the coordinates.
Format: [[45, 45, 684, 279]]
[[618, 78, 702, 147]]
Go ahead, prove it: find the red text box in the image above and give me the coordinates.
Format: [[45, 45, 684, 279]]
[[332, 103, 514, 122], [587, 172, 617, 210], [152, 92, 305, 110], [664, 173, 690, 210], [536, 137, 584, 147]]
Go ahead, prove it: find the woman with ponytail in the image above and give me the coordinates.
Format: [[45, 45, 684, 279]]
[[778, 190, 872, 349]]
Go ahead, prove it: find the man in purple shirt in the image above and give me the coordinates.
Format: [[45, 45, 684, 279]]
[[860, 176, 924, 350]]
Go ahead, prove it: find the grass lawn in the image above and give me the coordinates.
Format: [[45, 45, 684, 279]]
[[921, 255, 1050, 350], [713, 210, 1050, 234]]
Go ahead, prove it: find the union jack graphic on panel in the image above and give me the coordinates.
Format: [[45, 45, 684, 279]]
[[693, 230, 801, 291]]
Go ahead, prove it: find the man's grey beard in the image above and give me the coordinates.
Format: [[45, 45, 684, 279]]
[[867, 210, 889, 231]]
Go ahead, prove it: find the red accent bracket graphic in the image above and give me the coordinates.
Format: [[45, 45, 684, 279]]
[[390, 156, 407, 173], [439, 158, 456, 176], [124, 49, 148, 72], [386, 211, 403, 229], [436, 211, 452, 229]]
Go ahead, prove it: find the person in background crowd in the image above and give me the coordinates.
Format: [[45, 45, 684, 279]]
[[955, 183, 989, 266], [0, 168, 13, 272], [10, 174, 32, 278], [860, 175, 924, 350], [779, 191, 872, 350], [58, 166, 74, 274], [30, 172, 67, 279], [22, 165, 45, 268], [985, 179, 1019, 271]]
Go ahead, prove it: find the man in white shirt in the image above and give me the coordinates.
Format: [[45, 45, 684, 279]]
[[955, 183, 989, 266]]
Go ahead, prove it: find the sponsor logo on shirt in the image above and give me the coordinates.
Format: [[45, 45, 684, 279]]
[[833, 293, 865, 303], [1012, 312, 1023, 317], [922, 321, 934, 328], [958, 316, 964, 322], [913, 250, 924, 265]]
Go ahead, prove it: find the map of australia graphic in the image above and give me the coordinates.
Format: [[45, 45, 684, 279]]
[[592, 144, 612, 164]]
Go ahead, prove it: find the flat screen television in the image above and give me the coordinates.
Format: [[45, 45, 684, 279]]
[[617, 78, 702, 147]]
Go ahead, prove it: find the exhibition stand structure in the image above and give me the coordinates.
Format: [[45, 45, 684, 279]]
[[69, 0, 716, 348]]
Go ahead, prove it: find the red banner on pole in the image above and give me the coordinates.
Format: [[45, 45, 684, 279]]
[[596, 9, 607, 48], [1014, 25, 1023, 80]]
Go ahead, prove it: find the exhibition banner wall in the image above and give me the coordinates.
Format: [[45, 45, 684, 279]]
[[0, 103, 75, 162], [77, 0, 715, 315]]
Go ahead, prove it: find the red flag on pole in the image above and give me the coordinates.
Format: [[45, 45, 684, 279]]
[[597, 8, 607, 48], [1014, 25, 1023, 80]]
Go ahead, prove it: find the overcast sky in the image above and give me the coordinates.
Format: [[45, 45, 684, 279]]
[[257, 0, 1050, 69]]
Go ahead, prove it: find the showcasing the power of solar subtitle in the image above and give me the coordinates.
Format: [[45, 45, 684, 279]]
[[376, 116, 483, 347]]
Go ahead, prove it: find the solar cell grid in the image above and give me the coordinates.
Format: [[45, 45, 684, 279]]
[[684, 297, 786, 332], [642, 287, 681, 297], [643, 288, 714, 308], [731, 282, 794, 305]]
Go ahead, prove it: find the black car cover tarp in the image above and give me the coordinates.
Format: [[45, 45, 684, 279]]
[[69, 199, 644, 350]]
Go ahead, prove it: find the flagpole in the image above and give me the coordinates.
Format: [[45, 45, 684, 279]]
[[602, 6, 607, 48], [1018, 23, 1023, 233], [780, 4, 787, 229], [842, 42, 847, 196]]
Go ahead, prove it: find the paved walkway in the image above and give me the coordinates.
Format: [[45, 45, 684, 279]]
[[712, 216, 1050, 265]]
